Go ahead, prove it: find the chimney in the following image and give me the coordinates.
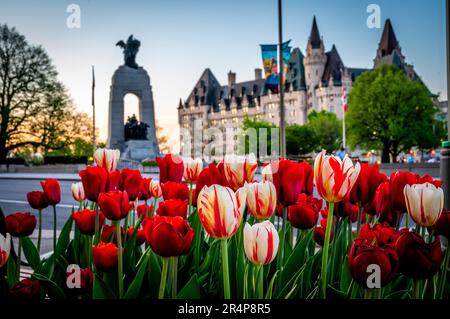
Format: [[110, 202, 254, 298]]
[[254, 68, 262, 80], [228, 70, 236, 87]]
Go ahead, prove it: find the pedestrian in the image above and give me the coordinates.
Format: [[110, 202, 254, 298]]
[[337, 147, 346, 161]]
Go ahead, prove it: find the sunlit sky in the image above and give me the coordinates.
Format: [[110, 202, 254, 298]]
[[0, 0, 447, 148]]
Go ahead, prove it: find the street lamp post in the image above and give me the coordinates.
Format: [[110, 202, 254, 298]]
[[278, 0, 286, 159], [440, 0, 450, 208]]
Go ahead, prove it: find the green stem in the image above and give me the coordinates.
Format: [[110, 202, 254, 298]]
[[37, 209, 42, 255], [17, 237, 22, 280], [439, 244, 450, 298], [422, 279, 428, 299], [347, 217, 353, 248], [94, 203, 100, 245], [53, 205, 57, 254], [320, 202, 334, 299], [116, 221, 123, 298], [413, 280, 421, 299], [278, 207, 288, 269], [221, 239, 230, 299], [145, 199, 149, 218], [188, 183, 193, 217], [171, 256, 178, 298], [405, 214, 409, 229], [151, 197, 157, 216], [356, 203, 363, 235], [159, 257, 169, 299], [364, 289, 372, 299], [86, 235, 92, 269], [258, 266, 264, 299]]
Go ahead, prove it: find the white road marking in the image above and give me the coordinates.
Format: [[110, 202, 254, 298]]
[[0, 198, 74, 208]]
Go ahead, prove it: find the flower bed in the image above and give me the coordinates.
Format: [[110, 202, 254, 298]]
[[0, 149, 449, 300]]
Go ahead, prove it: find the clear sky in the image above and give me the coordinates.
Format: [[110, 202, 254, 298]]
[[0, 0, 447, 147]]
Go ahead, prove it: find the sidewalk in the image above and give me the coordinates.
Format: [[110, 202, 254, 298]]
[[0, 172, 159, 180]]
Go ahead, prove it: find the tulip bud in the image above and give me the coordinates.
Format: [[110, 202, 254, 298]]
[[183, 157, 203, 183], [92, 242, 120, 272], [0, 233, 11, 268], [243, 221, 279, 265], [313, 150, 360, 203], [98, 191, 130, 221], [432, 209, 450, 238], [71, 182, 85, 202], [79, 166, 108, 202], [288, 194, 322, 230], [223, 154, 258, 191], [404, 183, 444, 227], [197, 184, 245, 239], [156, 154, 184, 183], [26, 191, 49, 210], [161, 181, 189, 201], [41, 179, 61, 206], [246, 181, 277, 220], [121, 168, 143, 201], [157, 199, 188, 218], [94, 148, 120, 172], [9, 278, 41, 300], [149, 179, 162, 198], [71, 209, 105, 236], [5, 212, 36, 237]]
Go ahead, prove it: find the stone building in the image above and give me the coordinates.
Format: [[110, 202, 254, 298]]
[[178, 17, 438, 155]]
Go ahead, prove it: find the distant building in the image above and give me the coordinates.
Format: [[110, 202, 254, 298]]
[[178, 17, 439, 153]]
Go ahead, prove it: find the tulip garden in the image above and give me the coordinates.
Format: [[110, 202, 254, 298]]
[[0, 149, 449, 300]]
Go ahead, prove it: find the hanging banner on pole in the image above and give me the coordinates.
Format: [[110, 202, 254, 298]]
[[281, 40, 292, 85], [260, 44, 278, 92]]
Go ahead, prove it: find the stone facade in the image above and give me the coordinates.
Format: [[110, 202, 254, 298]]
[[178, 17, 438, 153]]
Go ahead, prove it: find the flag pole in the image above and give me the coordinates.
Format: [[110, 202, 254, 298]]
[[92, 66, 96, 156], [342, 84, 347, 150], [278, 0, 286, 159]]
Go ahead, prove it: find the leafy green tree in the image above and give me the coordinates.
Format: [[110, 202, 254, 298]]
[[239, 116, 277, 157], [307, 111, 342, 154], [286, 124, 317, 156], [346, 64, 439, 163]]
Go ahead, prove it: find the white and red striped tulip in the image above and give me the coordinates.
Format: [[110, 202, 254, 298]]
[[149, 179, 162, 198], [404, 182, 444, 227], [314, 150, 360, 203], [223, 154, 258, 191], [197, 184, 246, 239], [243, 221, 279, 265], [0, 233, 11, 268], [183, 157, 203, 183], [71, 182, 85, 202], [246, 181, 277, 220], [94, 148, 120, 172]]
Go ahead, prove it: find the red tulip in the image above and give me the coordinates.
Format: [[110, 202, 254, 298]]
[[395, 229, 443, 279], [79, 166, 108, 202], [94, 148, 120, 172], [71, 209, 105, 236], [161, 181, 190, 201], [263, 160, 313, 207], [390, 171, 418, 212], [157, 199, 188, 218], [9, 278, 41, 299], [144, 215, 194, 257], [246, 181, 277, 220], [137, 203, 154, 219], [358, 223, 397, 247], [40, 179, 61, 206], [194, 163, 228, 204], [5, 212, 36, 237], [432, 209, 450, 238], [156, 154, 184, 183], [375, 182, 401, 227], [106, 170, 122, 192], [92, 242, 121, 272], [98, 191, 130, 221], [138, 177, 152, 200], [66, 267, 93, 294], [418, 174, 444, 188], [348, 238, 398, 288], [288, 194, 322, 230], [350, 163, 387, 207], [313, 218, 333, 246], [333, 195, 360, 222], [0, 233, 11, 268], [101, 224, 124, 243], [26, 191, 49, 210], [127, 227, 146, 246], [183, 157, 203, 183], [121, 168, 142, 201]]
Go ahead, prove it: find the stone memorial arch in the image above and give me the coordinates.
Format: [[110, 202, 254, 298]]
[[106, 35, 160, 160]]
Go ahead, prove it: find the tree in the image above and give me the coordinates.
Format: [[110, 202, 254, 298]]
[[156, 121, 170, 153], [0, 24, 61, 160], [346, 64, 439, 163], [286, 124, 317, 156], [307, 111, 342, 154], [240, 116, 277, 158]]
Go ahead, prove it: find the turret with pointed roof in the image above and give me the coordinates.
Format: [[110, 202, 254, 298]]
[[308, 16, 322, 49]]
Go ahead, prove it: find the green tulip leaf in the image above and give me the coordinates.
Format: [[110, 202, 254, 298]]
[[6, 254, 17, 288], [93, 273, 117, 299], [124, 251, 149, 299], [55, 217, 73, 257], [177, 273, 200, 299], [21, 237, 41, 272], [31, 272, 65, 299]]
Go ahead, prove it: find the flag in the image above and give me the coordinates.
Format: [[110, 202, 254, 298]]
[[281, 40, 292, 85], [341, 85, 348, 113]]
